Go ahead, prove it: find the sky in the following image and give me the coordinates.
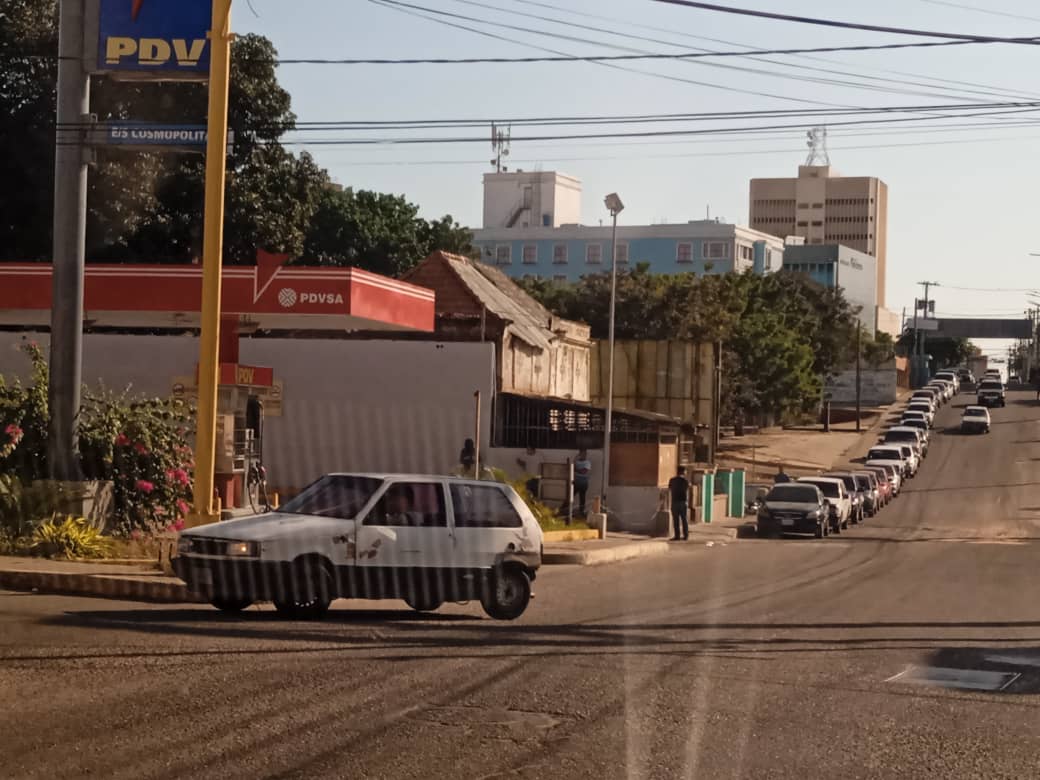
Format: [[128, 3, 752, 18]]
[[234, 0, 1040, 359]]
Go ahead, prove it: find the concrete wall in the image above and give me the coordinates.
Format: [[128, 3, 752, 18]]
[[824, 366, 898, 405], [482, 171, 582, 229], [783, 244, 878, 336], [0, 334, 497, 494]]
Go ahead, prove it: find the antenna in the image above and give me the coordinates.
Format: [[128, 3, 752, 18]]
[[490, 122, 512, 173], [805, 126, 830, 166]]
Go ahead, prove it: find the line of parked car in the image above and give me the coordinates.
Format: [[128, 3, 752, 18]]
[[754, 367, 983, 539]]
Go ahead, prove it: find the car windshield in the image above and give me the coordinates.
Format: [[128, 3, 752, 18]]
[[767, 485, 819, 503], [277, 475, 382, 519], [980, 381, 1002, 390], [868, 448, 902, 460], [885, 431, 917, 443]]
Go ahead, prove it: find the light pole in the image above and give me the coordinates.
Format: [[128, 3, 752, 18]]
[[601, 193, 624, 506]]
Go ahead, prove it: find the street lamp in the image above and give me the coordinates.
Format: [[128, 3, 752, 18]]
[[601, 193, 624, 506]]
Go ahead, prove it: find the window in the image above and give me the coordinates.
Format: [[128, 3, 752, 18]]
[[586, 243, 602, 264], [765, 249, 773, 269], [811, 220, 823, 227], [812, 202, 824, 209], [522, 185, 533, 207], [676, 242, 693, 263], [278, 475, 381, 520], [702, 241, 730, 259], [797, 221, 808, 227], [553, 244, 568, 264], [797, 202, 809, 209], [495, 245, 511, 265], [366, 482, 447, 527], [553, 274, 568, 284], [615, 242, 629, 264], [450, 485, 523, 528], [521, 244, 537, 264], [739, 245, 753, 261]]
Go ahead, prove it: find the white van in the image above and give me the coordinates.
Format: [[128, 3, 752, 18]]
[[173, 474, 544, 620]]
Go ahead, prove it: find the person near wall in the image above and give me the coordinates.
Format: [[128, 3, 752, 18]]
[[668, 466, 691, 541], [573, 449, 592, 516], [452, 438, 494, 480], [774, 464, 792, 484]]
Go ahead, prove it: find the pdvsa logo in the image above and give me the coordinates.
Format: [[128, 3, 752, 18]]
[[277, 288, 298, 308], [301, 293, 345, 305], [99, 0, 211, 72]]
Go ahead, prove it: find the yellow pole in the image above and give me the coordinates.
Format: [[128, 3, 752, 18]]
[[190, 0, 234, 526]]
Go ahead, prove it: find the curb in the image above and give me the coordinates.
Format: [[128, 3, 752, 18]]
[[542, 540, 670, 566], [0, 569, 201, 603]]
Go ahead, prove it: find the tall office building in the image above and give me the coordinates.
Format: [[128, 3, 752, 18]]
[[749, 165, 888, 307]]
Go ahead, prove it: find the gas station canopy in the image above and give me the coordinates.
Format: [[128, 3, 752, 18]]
[[0, 251, 435, 333]]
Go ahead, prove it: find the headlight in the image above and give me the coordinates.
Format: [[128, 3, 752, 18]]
[[177, 535, 193, 555], [225, 540, 260, 557]]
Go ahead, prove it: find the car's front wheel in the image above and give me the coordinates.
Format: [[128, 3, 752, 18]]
[[481, 566, 532, 620], [274, 559, 333, 620]]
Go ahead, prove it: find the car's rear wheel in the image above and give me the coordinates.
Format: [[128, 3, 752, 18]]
[[815, 519, 825, 539], [481, 566, 531, 620], [211, 597, 253, 613], [274, 559, 333, 620]]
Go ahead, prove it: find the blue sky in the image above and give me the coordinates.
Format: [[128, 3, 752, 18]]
[[236, 0, 1040, 347]]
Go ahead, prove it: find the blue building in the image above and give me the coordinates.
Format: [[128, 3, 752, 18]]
[[473, 170, 786, 283]]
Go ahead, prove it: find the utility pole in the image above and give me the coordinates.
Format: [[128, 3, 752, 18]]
[[916, 281, 940, 383], [855, 325, 862, 432], [47, 0, 91, 481], [191, 0, 235, 523]]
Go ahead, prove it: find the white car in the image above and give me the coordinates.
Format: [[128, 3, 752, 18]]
[[868, 444, 916, 478], [797, 476, 851, 533], [906, 401, 936, 426], [911, 390, 940, 411], [174, 474, 544, 620], [961, 405, 992, 434], [934, 371, 960, 393], [928, 380, 954, 402], [884, 425, 928, 459]]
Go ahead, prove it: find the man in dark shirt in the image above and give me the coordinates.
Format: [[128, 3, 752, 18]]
[[668, 467, 691, 541], [774, 464, 792, 484]]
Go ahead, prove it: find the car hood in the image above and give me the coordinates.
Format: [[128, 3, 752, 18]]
[[183, 512, 351, 542]]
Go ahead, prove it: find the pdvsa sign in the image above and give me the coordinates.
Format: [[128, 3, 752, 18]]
[[95, 0, 212, 78]]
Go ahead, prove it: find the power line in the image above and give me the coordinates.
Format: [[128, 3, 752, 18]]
[[915, 0, 1040, 23], [650, 0, 1040, 43], [367, 0, 846, 107], [280, 133, 1040, 161], [511, 0, 1040, 101], [442, 0, 1035, 103]]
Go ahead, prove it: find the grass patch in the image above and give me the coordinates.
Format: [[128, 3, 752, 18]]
[[538, 517, 590, 533]]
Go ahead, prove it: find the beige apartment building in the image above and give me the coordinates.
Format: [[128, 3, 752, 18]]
[[749, 165, 889, 307]]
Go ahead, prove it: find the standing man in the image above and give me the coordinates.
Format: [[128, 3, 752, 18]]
[[774, 464, 792, 484], [668, 466, 691, 541], [573, 449, 592, 517]]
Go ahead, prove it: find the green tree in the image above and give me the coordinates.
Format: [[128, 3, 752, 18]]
[[302, 187, 475, 277]]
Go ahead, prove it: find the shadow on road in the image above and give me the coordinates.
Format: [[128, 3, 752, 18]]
[[24, 610, 1040, 669]]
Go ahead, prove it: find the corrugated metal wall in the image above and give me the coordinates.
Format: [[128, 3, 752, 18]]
[[590, 340, 715, 426]]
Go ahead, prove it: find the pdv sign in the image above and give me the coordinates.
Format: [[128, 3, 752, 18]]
[[97, 0, 212, 76]]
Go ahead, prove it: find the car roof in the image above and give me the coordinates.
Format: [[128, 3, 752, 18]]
[[798, 476, 844, 486], [964, 405, 989, 412], [886, 426, 921, 434], [326, 473, 505, 489]]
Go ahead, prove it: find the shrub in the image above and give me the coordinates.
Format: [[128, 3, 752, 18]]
[[1, 344, 196, 539], [30, 515, 111, 559]]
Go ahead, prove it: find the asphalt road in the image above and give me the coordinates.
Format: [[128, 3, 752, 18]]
[[3, 392, 1040, 779]]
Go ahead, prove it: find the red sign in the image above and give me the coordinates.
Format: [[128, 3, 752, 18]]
[[0, 251, 435, 332], [214, 363, 275, 388]]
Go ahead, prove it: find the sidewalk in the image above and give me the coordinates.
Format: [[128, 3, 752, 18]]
[[0, 555, 196, 603], [542, 533, 671, 565]]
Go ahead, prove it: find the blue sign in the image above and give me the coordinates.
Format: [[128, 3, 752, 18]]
[[97, 0, 212, 76], [106, 123, 208, 146]]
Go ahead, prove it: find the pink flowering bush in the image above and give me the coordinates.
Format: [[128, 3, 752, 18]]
[[2, 343, 195, 538]]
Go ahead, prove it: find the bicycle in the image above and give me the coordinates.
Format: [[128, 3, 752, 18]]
[[245, 454, 271, 514]]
